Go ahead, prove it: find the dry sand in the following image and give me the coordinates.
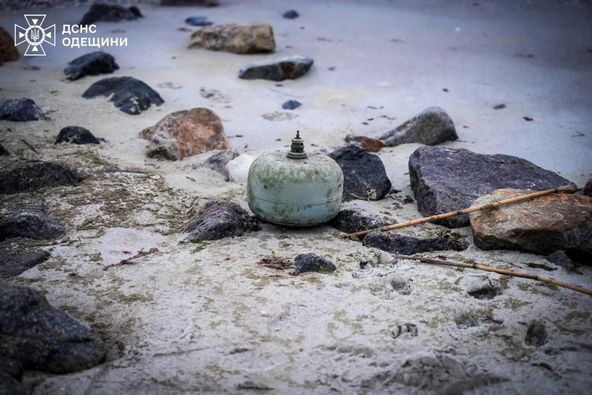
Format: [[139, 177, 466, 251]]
[[1, 0, 592, 394]]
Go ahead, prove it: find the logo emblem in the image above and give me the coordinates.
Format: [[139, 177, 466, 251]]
[[14, 14, 56, 56]]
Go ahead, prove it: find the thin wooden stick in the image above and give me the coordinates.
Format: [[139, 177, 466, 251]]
[[392, 254, 592, 297], [340, 184, 576, 239]]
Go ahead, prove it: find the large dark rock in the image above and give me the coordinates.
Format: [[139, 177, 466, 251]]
[[328, 209, 390, 234], [0, 162, 83, 195], [0, 238, 50, 278], [0, 282, 106, 373], [190, 23, 275, 54], [469, 189, 592, 257], [82, 77, 164, 115], [0, 200, 65, 241], [362, 231, 468, 255], [329, 143, 391, 201], [584, 178, 592, 197], [0, 27, 19, 65], [184, 200, 260, 242], [409, 147, 573, 227], [64, 51, 119, 81], [239, 55, 313, 81], [79, 4, 142, 25], [203, 150, 239, 180], [380, 107, 457, 147], [55, 126, 100, 145], [0, 98, 44, 122], [293, 253, 336, 274]]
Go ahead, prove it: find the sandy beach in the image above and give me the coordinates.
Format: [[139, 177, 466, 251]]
[[1, 0, 592, 393]]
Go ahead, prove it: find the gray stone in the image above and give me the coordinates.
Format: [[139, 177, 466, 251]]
[[190, 23, 275, 54], [525, 320, 547, 347], [0, 98, 44, 122], [185, 16, 213, 26], [239, 55, 313, 81], [546, 250, 575, 271], [0, 200, 65, 241], [282, 10, 299, 19], [409, 146, 573, 227], [203, 150, 239, 180], [82, 76, 164, 115], [293, 253, 336, 274], [79, 3, 142, 25], [328, 209, 390, 234], [64, 51, 119, 81], [0, 238, 50, 278], [380, 107, 457, 147], [55, 126, 100, 145], [282, 100, 301, 110], [0, 281, 106, 373], [362, 231, 468, 255], [184, 200, 260, 242], [0, 162, 83, 195], [329, 143, 391, 201], [584, 178, 592, 197]]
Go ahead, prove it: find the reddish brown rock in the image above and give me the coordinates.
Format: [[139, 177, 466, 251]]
[[469, 189, 592, 257], [141, 108, 229, 160], [0, 27, 19, 65], [344, 134, 384, 152], [189, 23, 275, 54]]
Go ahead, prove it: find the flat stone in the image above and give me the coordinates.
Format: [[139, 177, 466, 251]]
[[79, 3, 142, 25], [0, 162, 83, 195], [469, 189, 592, 256], [329, 143, 391, 201], [203, 150, 239, 180], [64, 51, 119, 81], [83, 76, 164, 115], [0, 98, 45, 122], [189, 23, 275, 54], [282, 100, 301, 110], [0, 200, 65, 241], [409, 146, 573, 227], [293, 253, 336, 274], [380, 107, 457, 147], [362, 230, 468, 255], [185, 16, 213, 26], [328, 209, 391, 234], [239, 55, 313, 81], [183, 200, 260, 242], [0, 238, 50, 278], [0, 281, 106, 373], [0, 27, 19, 65], [344, 134, 384, 152], [141, 108, 228, 160], [282, 10, 300, 19], [55, 126, 100, 145]]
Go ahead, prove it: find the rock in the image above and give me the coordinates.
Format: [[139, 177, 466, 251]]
[[162, 0, 219, 6], [328, 143, 391, 201], [189, 23, 275, 54], [0, 143, 9, 156], [55, 126, 100, 145], [140, 108, 228, 160], [409, 146, 573, 227], [0, 238, 50, 278], [362, 230, 468, 255], [0, 200, 65, 241], [584, 178, 592, 197], [183, 200, 260, 242], [226, 154, 256, 183], [344, 134, 384, 152], [79, 4, 142, 25], [239, 55, 313, 81], [282, 10, 299, 19], [546, 250, 575, 271], [328, 209, 390, 234], [0, 281, 106, 373], [293, 253, 336, 274], [185, 16, 213, 26], [0, 98, 45, 122], [493, 104, 506, 110], [0, 369, 25, 395], [525, 320, 547, 347], [0, 162, 83, 195], [82, 76, 164, 115], [64, 51, 119, 81], [380, 107, 457, 147], [203, 150, 239, 180], [469, 189, 592, 256], [0, 27, 19, 65], [282, 100, 301, 110]]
